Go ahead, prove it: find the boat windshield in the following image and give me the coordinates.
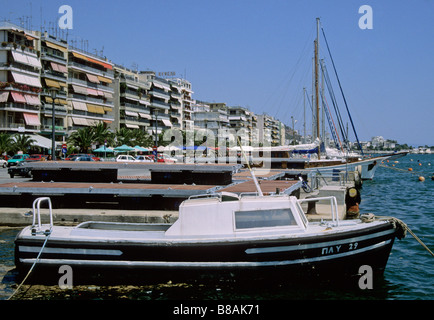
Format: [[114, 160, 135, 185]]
[[234, 208, 298, 230]]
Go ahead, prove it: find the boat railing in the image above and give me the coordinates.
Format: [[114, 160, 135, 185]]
[[31, 197, 54, 235], [188, 192, 240, 202], [311, 169, 359, 188], [298, 196, 340, 226], [188, 194, 222, 200], [239, 192, 288, 199]]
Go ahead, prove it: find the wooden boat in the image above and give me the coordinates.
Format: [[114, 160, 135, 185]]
[[14, 194, 406, 282]]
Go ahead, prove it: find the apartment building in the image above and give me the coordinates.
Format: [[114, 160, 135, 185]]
[[0, 22, 287, 151], [38, 33, 68, 140], [167, 79, 183, 130], [113, 66, 152, 132], [256, 113, 285, 146], [67, 47, 114, 132], [177, 78, 194, 131], [0, 23, 42, 136], [193, 101, 231, 137], [227, 106, 254, 143]]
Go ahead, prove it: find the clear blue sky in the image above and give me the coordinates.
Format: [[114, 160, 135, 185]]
[[2, 0, 433, 147]]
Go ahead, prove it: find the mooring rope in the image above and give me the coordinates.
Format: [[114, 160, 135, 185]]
[[361, 213, 434, 257], [7, 229, 52, 300], [379, 164, 425, 176]]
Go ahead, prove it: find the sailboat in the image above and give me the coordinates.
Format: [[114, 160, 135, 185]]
[[253, 18, 397, 180]]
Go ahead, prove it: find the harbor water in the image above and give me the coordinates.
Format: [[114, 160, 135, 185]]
[[0, 154, 433, 300]]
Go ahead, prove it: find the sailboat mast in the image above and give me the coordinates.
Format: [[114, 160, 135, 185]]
[[315, 17, 320, 159], [303, 87, 306, 144]]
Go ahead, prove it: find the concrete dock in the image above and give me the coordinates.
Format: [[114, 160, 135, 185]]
[[0, 162, 359, 226]]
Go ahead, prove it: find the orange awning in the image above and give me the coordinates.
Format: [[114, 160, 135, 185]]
[[23, 113, 41, 126], [11, 92, 27, 103]]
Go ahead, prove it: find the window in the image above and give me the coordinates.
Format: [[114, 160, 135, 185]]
[[234, 208, 297, 230]]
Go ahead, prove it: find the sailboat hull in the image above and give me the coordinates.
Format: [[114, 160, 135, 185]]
[[255, 156, 387, 180]]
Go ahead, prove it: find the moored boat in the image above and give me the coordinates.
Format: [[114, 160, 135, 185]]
[[14, 193, 406, 283]]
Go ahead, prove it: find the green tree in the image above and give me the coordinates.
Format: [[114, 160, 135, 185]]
[[114, 127, 133, 146], [12, 134, 36, 153], [131, 129, 153, 147], [67, 127, 95, 153], [0, 133, 14, 155], [91, 122, 114, 147]]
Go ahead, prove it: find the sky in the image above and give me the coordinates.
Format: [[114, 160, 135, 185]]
[[1, 0, 433, 147]]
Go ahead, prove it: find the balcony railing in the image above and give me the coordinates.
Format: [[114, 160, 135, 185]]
[[68, 61, 114, 77], [151, 101, 170, 110], [0, 122, 39, 131], [0, 102, 40, 112], [69, 77, 114, 92], [69, 93, 113, 106]]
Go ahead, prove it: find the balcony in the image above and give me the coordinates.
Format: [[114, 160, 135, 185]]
[[68, 61, 114, 78], [0, 121, 39, 132], [69, 77, 113, 93], [149, 89, 170, 100], [69, 93, 113, 107], [41, 69, 67, 83], [40, 51, 67, 65], [0, 102, 39, 112], [40, 125, 67, 133], [151, 100, 170, 110]]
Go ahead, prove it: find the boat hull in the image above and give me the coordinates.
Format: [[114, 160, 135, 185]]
[[14, 221, 397, 283]]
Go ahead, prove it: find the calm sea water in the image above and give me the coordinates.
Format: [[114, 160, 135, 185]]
[[0, 154, 433, 301]]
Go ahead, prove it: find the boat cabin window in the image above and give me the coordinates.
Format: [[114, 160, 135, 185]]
[[234, 208, 298, 230]]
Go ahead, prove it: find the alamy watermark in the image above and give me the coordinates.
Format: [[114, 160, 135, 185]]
[[58, 265, 73, 289], [359, 5, 373, 30], [358, 265, 373, 289], [58, 5, 73, 30]]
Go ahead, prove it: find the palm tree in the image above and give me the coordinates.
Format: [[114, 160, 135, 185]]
[[131, 129, 153, 147], [91, 122, 114, 147], [67, 127, 95, 153], [0, 133, 14, 155], [115, 127, 133, 146], [12, 134, 36, 153]]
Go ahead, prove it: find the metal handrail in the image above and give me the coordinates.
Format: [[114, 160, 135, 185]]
[[31, 197, 53, 231], [298, 196, 339, 226]]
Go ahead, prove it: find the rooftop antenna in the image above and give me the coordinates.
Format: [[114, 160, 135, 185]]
[[40, 6, 42, 34], [29, 2, 32, 30]]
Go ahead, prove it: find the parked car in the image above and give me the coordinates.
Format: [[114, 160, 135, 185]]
[[26, 154, 44, 162], [73, 156, 95, 161], [0, 158, 7, 168], [135, 155, 153, 162], [116, 155, 136, 162], [65, 154, 100, 161], [7, 154, 29, 167], [157, 154, 178, 163], [8, 161, 32, 178]]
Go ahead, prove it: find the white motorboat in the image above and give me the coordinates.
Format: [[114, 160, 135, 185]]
[[14, 193, 406, 282]]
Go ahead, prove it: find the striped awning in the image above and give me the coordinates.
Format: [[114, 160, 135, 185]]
[[23, 113, 41, 126]]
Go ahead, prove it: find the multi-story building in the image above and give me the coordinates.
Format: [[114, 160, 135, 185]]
[[67, 47, 114, 133], [227, 106, 252, 142], [140, 71, 172, 137], [113, 66, 152, 132], [179, 79, 194, 131], [0, 22, 42, 136], [194, 101, 230, 137], [255, 114, 285, 146], [38, 32, 68, 141], [0, 22, 290, 152]]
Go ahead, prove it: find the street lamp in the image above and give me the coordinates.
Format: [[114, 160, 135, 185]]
[[154, 110, 158, 162], [48, 87, 59, 161]]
